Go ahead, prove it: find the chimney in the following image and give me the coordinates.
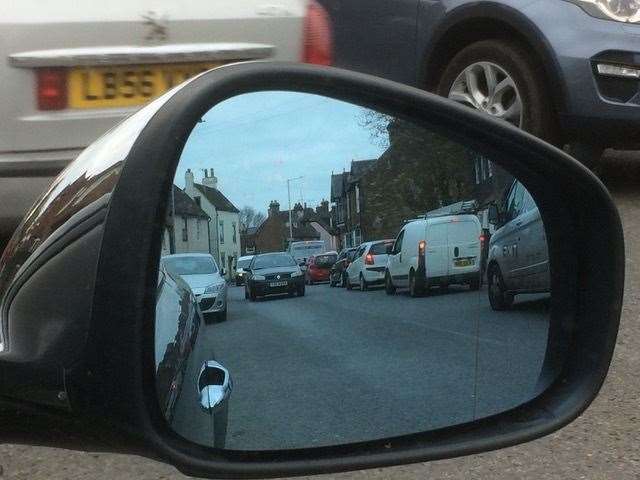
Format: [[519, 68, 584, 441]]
[[268, 200, 280, 217], [185, 168, 195, 192], [202, 167, 218, 189]]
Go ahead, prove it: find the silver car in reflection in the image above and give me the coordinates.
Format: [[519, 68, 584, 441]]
[[162, 253, 228, 323], [487, 181, 550, 310]]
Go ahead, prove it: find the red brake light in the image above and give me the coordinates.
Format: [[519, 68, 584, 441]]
[[303, 0, 333, 65], [418, 240, 426, 255], [479, 235, 486, 243], [365, 253, 374, 265], [37, 68, 68, 110]]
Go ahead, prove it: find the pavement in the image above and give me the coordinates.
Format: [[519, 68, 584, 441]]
[[1, 150, 639, 479]]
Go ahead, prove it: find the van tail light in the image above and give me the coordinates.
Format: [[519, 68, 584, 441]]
[[365, 253, 374, 265], [302, 0, 333, 65], [37, 68, 68, 110], [418, 240, 426, 256]]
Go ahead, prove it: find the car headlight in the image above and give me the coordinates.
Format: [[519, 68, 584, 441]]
[[252, 274, 266, 281], [204, 283, 224, 294], [568, 0, 640, 23], [291, 270, 303, 277]]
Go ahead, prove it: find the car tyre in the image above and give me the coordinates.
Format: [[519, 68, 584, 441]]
[[385, 271, 396, 295], [437, 39, 558, 146], [341, 272, 348, 288], [359, 274, 368, 291], [488, 265, 514, 311], [244, 288, 249, 300], [470, 276, 481, 291], [297, 285, 305, 297], [249, 289, 257, 302], [217, 307, 228, 322], [345, 275, 353, 290]]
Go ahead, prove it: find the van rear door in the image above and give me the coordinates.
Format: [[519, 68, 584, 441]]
[[446, 218, 481, 277], [425, 221, 448, 279]]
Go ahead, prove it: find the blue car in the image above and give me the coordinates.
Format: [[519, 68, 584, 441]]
[[318, 0, 640, 165]]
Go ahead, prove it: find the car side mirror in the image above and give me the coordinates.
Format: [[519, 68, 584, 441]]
[[0, 62, 623, 479]]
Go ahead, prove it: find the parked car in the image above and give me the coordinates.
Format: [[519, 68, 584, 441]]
[[329, 246, 359, 287], [487, 180, 550, 310], [305, 251, 338, 284], [162, 253, 228, 323], [318, 0, 640, 167], [234, 255, 254, 286], [385, 214, 482, 296], [345, 240, 394, 291], [288, 240, 327, 268], [1, 0, 330, 252], [245, 252, 306, 300], [155, 259, 201, 422]]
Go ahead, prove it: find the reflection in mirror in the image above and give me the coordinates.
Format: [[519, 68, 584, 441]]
[[155, 91, 553, 451]]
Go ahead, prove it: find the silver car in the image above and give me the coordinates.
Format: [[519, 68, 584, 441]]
[[1, 0, 326, 244], [487, 181, 550, 310], [162, 253, 228, 323]]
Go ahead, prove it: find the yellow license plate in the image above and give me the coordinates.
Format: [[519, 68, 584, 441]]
[[68, 62, 221, 109], [454, 258, 473, 267]]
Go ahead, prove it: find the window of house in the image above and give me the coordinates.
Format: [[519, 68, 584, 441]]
[[232, 222, 237, 244], [196, 219, 201, 240], [182, 216, 188, 242], [219, 220, 224, 244], [355, 185, 360, 213]]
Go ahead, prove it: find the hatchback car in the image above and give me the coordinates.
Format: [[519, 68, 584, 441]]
[[162, 253, 228, 322], [245, 252, 305, 300], [329, 246, 359, 287], [345, 240, 394, 291], [305, 251, 338, 284]]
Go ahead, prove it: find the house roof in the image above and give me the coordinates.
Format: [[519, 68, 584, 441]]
[[171, 186, 209, 218], [194, 183, 240, 213], [348, 159, 376, 182]]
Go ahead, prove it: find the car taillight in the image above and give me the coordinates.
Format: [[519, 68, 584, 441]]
[[479, 235, 486, 244], [418, 240, 426, 256], [302, 0, 333, 66], [365, 253, 374, 265], [37, 68, 68, 110]]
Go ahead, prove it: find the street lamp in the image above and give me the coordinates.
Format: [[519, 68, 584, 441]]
[[286, 176, 304, 243]]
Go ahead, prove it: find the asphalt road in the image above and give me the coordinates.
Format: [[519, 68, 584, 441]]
[[1, 151, 639, 479], [171, 282, 549, 451]]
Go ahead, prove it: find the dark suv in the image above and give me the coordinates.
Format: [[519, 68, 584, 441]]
[[319, 0, 640, 165]]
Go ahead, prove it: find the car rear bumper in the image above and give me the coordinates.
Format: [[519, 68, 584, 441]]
[[524, 0, 640, 148], [363, 267, 385, 284]]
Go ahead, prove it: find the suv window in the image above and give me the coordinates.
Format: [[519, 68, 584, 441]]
[[505, 182, 526, 221]]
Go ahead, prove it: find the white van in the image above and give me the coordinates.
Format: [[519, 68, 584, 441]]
[[385, 214, 482, 296], [288, 240, 327, 266]]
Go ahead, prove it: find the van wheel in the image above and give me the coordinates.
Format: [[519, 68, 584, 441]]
[[488, 266, 514, 310], [385, 271, 396, 295], [409, 270, 424, 297], [359, 274, 368, 291]]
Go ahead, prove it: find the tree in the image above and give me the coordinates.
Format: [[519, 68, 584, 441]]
[[239, 206, 266, 230]]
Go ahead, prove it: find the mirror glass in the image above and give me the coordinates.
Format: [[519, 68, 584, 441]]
[[154, 91, 553, 451]]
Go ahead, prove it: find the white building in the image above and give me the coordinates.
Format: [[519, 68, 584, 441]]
[[161, 185, 210, 256], [184, 168, 241, 278]]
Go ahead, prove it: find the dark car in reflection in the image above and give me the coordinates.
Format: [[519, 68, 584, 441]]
[[305, 251, 338, 285], [245, 252, 306, 300], [155, 260, 201, 422], [329, 247, 358, 287]]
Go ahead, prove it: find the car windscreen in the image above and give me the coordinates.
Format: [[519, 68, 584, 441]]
[[370, 242, 393, 255], [164, 256, 218, 275], [252, 254, 297, 270], [315, 254, 337, 268], [237, 258, 252, 269], [291, 243, 325, 257]]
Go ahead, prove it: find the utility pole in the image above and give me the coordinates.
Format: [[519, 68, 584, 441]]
[[286, 176, 304, 245]]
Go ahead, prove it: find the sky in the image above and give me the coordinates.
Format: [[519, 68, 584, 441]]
[[174, 91, 388, 215]]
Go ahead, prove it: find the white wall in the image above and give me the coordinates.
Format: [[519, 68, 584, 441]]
[[173, 216, 210, 254]]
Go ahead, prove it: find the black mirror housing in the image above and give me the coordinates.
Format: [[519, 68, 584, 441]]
[[0, 62, 624, 479]]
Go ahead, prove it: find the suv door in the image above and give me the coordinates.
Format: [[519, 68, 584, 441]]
[[499, 182, 527, 289]]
